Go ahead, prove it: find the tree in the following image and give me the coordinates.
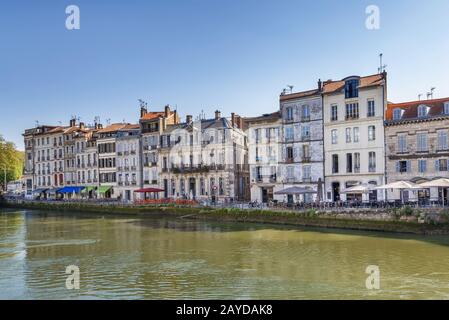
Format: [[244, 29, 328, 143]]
[[0, 135, 24, 190]]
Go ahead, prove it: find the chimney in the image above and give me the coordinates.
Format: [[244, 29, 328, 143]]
[[215, 110, 221, 120], [69, 118, 76, 127], [79, 122, 85, 130], [186, 115, 193, 124], [165, 105, 171, 117], [231, 113, 236, 127], [97, 124, 103, 130], [318, 79, 322, 91], [140, 106, 147, 118]]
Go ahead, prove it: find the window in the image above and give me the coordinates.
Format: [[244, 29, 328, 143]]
[[368, 152, 376, 172], [345, 128, 352, 143], [331, 104, 338, 121], [301, 125, 310, 139], [345, 78, 359, 99], [285, 127, 294, 141], [346, 153, 353, 173], [286, 107, 294, 121], [286, 147, 294, 162], [438, 130, 448, 151], [445, 102, 449, 115], [354, 153, 360, 173], [332, 154, 339, 174], [345, 103, 359, 119], [393, 108, 403, 121], [367, 100, 375, 117], [436, 159, 449, 172], [353, 127, 359, 143], [418, 105, 428, 118], [397, 160, 410, 173], [418, 160, 427, 173], [331, 129, 338, 144], [417, 132, 428, 152], [302, 166, 311, 180], [398, 134, 407, 153], [368, 126, 376, 141], [302, 105, 310, 120]]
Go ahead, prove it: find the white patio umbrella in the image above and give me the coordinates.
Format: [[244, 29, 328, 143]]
[[419, 178, 449, 188], [341, 184, 375, 194], [376, 181, 422, 203], [419, 178, 449, 205]]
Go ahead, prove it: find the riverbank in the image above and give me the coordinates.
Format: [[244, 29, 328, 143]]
[[2, 200, 449, 235]]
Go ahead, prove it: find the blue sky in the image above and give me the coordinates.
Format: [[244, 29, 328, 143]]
[[1, 0, 449, 149]]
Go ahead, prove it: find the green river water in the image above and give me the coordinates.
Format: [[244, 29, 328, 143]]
[[1, 208, 449, 300]]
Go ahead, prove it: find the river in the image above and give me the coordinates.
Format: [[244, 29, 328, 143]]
[[1, 208, 449, 299]]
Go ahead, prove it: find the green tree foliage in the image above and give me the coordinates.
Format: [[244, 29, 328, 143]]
[[0, 135, 24, 189]]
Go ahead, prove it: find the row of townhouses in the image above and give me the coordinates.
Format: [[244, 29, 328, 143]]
[[22, 71, 449, 204]]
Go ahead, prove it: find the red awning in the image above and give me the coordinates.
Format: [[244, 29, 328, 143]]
[[134, 188, 165, 193]]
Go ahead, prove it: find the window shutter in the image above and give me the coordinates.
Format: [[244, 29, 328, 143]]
[[396, 161, 400, 172], [447, 159, 449, 171], [406, 161, 411, 173], [435, 160, 440, 172]]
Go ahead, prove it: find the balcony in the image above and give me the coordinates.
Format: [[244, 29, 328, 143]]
[[345, 115, 359, 121], [301, 135, 310, 142], [131, 166, 137, 171], [301, 116, 311, 122], [130, 150, 136, 155], [118, 182, 123, 186], [302, 177, 312, 183], [285, 158, 294, 164], [302, 156, 311, 163], [270, 175, 277, 183]]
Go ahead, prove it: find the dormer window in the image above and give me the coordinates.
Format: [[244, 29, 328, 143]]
[[345, 78, 360, 99], [393, 108, 403, 121], [417, 105, 429, 118], [444, 102, 449, 115]]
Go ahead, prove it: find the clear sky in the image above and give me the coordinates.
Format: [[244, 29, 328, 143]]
[[1, 0, 449, 149]]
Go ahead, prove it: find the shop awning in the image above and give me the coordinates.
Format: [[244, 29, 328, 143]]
[[46, 188, 60, 194], [134, 188, 165, 193], [82, 186, 97, 193], [33, 188, 48, 194], [98, 186, 112, 194], [57, 186, 85, 194]]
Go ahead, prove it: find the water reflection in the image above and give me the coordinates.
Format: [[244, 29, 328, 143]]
[[1, 209, 449, 299]]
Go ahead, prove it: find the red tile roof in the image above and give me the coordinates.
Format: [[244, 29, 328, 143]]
[[97, 123, 129, 133], [322, 73, 386, 94], [386, 97, 449, 122], [140, 112, 165, 121], [280, 89, 320, 101]]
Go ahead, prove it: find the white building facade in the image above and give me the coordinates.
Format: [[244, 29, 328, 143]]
[[323, 73, 387, 202]]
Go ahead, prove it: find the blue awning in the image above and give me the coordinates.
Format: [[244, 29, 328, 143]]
[[57, 186, 85, 194]]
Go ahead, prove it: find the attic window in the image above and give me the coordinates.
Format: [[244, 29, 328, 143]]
[[393, 108, 403, 120], [418, 105, 429, 118], [444, 102, 449, 115]]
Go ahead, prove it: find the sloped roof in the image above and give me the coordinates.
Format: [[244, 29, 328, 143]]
[[97, 123, 129, 133], [244, 111, 281, 124], [386, 97, 449, 122], [322, 73, 386, 94], [280, 89, 320, 102], [140, 112, 165, 121]]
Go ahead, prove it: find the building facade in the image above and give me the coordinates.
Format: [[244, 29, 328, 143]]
[[279, 85, 325, 203], [158, 111, 250, 202], [385, 97, 449, 202], [323, 73, 387, 202], [245, 112, 282, 203]]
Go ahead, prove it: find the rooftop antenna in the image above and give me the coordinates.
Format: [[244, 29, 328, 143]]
[[35, 120, 39, 127], [378, 53, 387, 73], [94, 116, 100, 124], [138, 99, 147, 108], [287, 85, 294, 93], [427, 92, 432, 100], [106, 118, 111, 126], [418, 94, 423, 101], [430, 87, 436, 99]]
